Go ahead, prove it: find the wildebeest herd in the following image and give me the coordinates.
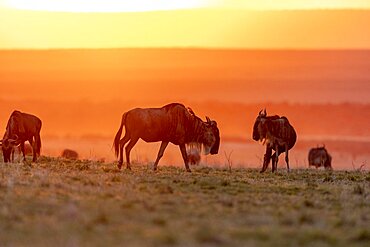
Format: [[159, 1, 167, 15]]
[[1, 103, 333, 172]]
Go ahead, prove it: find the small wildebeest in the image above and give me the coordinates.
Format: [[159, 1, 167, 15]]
[[61, 149, 79, 160], [308, 145, 332, 170], [252, 109, 297, 173], [114, 103, 220, 172], [188, 147, 201, 165], [0, 110, 42, 163]]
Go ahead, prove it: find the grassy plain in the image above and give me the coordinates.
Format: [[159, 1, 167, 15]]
[[0, 157, 369, 247]]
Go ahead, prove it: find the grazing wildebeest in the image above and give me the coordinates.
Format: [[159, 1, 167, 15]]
[[114, 103, 220, 172], [252, 109, 296, 173], [188, 147, 201, 165], [0, 111, 42, 163], [308, 146, 332, 170], [61, 149, 79, 160]]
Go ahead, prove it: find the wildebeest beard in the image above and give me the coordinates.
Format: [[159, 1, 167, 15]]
[[210, 123, 220, 154], [253, 115, 282, 146], [184, 114, 219, 155], [253, 116, 267, 144]]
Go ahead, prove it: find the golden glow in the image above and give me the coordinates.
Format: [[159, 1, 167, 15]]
[[3, 0, 370, 12], [214, 0, 370, 10], [0, 0, 370, 49], [5, 0, 209, 12]]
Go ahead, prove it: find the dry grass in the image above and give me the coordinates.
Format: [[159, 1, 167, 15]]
[[0, 156, 369, 247]]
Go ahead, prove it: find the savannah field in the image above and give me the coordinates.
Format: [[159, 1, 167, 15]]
[[0, 157, 369, 247]]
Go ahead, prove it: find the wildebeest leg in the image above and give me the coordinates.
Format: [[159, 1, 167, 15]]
[[261, 146, 272, 173], [326, 166, 333, 171], [11, 148, 15, 163], [118, 134, 130, 169], [153, 141, 169, 171], [271, 152, 276, 172], [125, 137, 139, 170], [30, 139, 37, 162], [271, 152, 277, 172], [179, 144, 191, 172], [272, 145, 279, 173], [20, 142, 26, 162], [285, 146, 290, 172]]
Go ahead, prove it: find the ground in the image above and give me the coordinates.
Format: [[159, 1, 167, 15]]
[[0, 157, 369, 247]]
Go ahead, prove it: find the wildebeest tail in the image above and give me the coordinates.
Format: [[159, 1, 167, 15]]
[[114, 112, 127, 157]]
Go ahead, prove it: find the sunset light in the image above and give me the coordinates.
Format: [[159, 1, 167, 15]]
[[4, 0, 208, 12], [0, 0, 370, 245], [214, 0, 370, 10], [3, 0, 370, 12]]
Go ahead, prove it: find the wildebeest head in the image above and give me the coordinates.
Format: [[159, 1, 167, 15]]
[[252, 109, 267, 142], [0, 137, 18, 163], [202, 117, 220, 155]]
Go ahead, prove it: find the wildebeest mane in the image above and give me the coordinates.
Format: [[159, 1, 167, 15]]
[[4, 111, 25, 140], [265, 115, 281, 120], [162, 103, 186, 112]]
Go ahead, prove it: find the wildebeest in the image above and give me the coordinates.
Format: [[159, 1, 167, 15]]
[[114, 103, 220, 172], [308, 146, 332, 170], [252, 109, 296, 173], [0, 110, 42, 163], [188, 147, 201, 165], [61, 149, 79, 160]]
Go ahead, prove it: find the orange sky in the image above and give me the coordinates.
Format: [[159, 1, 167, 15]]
[[0, 1, 370, 49]]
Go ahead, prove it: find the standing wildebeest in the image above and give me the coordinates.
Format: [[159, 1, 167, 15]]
[[252, 109, 296, 173], [308, 146, 332, 170], [0, 111, 42, 163], [114, 103, 220, 172]]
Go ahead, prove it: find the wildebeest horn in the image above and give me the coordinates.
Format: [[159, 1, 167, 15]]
[[10, 134, 19, 144], [8, 139, 17, 144], [259, 109, 267, 117], [187, 107, 195, 116], [206, 116, 211, 123]]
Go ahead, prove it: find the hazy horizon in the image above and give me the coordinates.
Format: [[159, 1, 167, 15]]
[[1, 49, 369, 104]]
